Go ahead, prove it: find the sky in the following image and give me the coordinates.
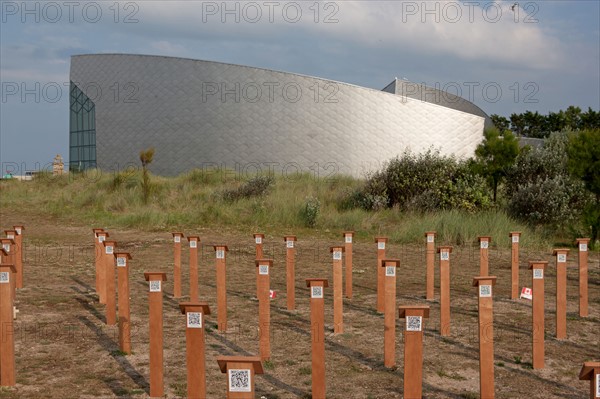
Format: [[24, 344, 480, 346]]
[[1, 0, 599, 173]]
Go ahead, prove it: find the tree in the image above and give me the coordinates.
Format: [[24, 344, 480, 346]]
[[490, 114, 510, 132], [139, 147, 155, 204], [474, 127, 520, 202], [567, 129, 600, 245]]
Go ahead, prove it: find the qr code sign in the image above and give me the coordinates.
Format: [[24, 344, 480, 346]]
[[228, 369, 251, 392], [333, 251, 342, 260], [117, 257, 126, 267], [149, 280, 161, 292], [15, 228, 21, 234], [479, 285, 492, 297], [557, 254, 566, 263], [259, 265, 269, 275], [286, 240, 294, 248], [440, 251, 449, 261], [533, 269, 544, 279], [427, 235, 434, 243], [187, 312, 202, 329], [174, 236, 180, 243], [345, 235, 352, 243], [480, 240, 489, 249], [580, 243, 588, 252], [377, 242, 385, 250], [0, 272, 9, 284], [99, 235, 105, 242], [385, 266, 396, 277], [106, 246, 113, 254], [7, 234, 14, 239], [512, 235, 519, 243], [255, 237, 262, 244], [216, 249, 225, 259], [596, 374, 600, 397], [190, 240, 197, 248], [406, 316, 422, 332], [311, 286, 323, 299]]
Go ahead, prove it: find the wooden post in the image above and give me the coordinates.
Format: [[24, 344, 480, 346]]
[[216, 356, 264, 399], [103, 240, 117, 326], [256, 259, 273, 360], [509, 232, 521, 300], [529, 261, 548, 369], [330, 246, 345, 334], [553, 248, 570, 339], [306, 278, 328, 399], [214, 245, 229, 332], [425, 231, 436, 300], [11, 226, 24, 289], [180, 302, 211, 399], [438, 246, 453, 336], [115, 252, 132, 354], [0, 264, 16, 386], [579, 362, 600, 399], [284, 235, 297, 310], [96, 231, 109, 304], [576, 238, 590, 317], [478, 236, 491, 276], [399, 305, 430, 399], [144, 271, 167, 398], [1, 239, 15, 300], [172, 232, 184, 298], [188, 236, 200, 302], [343, 231, 354, 299], [253, 234, 264, 298], [382, 259, 399, 368], [92, 228, 104, 296], [473, 276, 497, 399], [375, 237, 388, 313]]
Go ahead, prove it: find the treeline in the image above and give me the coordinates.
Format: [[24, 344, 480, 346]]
[[491, 106, 600, 138]]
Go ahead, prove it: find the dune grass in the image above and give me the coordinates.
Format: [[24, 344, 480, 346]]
[[0, 169, 557, 248]]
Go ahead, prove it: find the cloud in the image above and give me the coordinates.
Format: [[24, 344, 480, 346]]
[[150, 40, 188, 56]]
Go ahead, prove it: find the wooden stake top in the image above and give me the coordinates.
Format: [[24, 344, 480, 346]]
[[103, 240, 117, 247], [144, 271, 167, 281], [255, 259, 273, 267], [579, 362, 600, 380], [179, 301, 211, 315], [283, 235, 297, 242], [374, 237, 388, 243], [381, 259, 400, 267], [0, 264, 16, 273], [0, 238, 15, 245], [92, 228, 104, 235], [4, 230, 17, 238], [509, 231, 521, 237], [552, 248, 571, 255], [114, 252, 132, 260], [171, 232, 184, 237], [437, 246, 453, 253], [13, 225, 25, 232], [575, 238, 590, 244], [217, 356, 264, 374], [97, 231, 109, 237], [212, 245, 229, 251], [478, 236, 492, 242], [343, 231, 355, 237], [329, 246, 345, 253], [472, 276, 498, 286], [187, 235, 200, 242], [306, 278, 329, 288], [253, 233, 264, 238], [399, 305, 430, 318], [528, 261, 548, 270], [424, 231, 436, 237]]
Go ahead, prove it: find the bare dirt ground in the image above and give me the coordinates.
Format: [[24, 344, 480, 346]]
[[0, 210, 598, 399]]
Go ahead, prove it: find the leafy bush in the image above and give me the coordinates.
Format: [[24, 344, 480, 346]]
[[221, 175, 274, 202], [346, 149, 491, 212], [300, 196, 320, 227]]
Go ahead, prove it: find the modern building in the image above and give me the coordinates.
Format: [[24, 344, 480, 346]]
[[69, 54, 489, 177]]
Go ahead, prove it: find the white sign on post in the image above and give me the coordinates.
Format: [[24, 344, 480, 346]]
[[385, 266, 396, 277], [579, 243, 588, 252], [216, 249, 225, 259], [255, 236, 262, 244], [286, 240, 294, 249], [106, 246, 113, 255], [427, 235, 434, 243], [187, 312, 202, 329], [377, 241, 385, 250], [557, 253, 567, 263], [228, 369, 251, 393], [311, 286, 323, 299], [0, 272, 9, 284], [440, 251, 449, 261], [2, 244, 9, 252], [533, 269, 544, 279], [98, 235, 105, 243], [406, 316, 422, 332], [7, 234, 14, 239], [117, 257, 126, 267], [259, 265, 269, 275], [596, 373, 600, 397], [345, 235, 352, 244], [480, 240, 489, 249], [512, 235, 519, 243], [174, 235, 180, 243], [520, 287, 533, 300], [149, 280, 161, 292], [333, 251, 342, 260], [479, 285, 492, 298], [190, 240, 197, 248], [15, 228, 21, 234]]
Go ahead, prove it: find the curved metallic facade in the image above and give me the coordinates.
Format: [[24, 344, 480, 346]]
[[70, 54, 486, 177]]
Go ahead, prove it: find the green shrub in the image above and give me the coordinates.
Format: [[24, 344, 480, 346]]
[[300, 196, 320, 227]]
